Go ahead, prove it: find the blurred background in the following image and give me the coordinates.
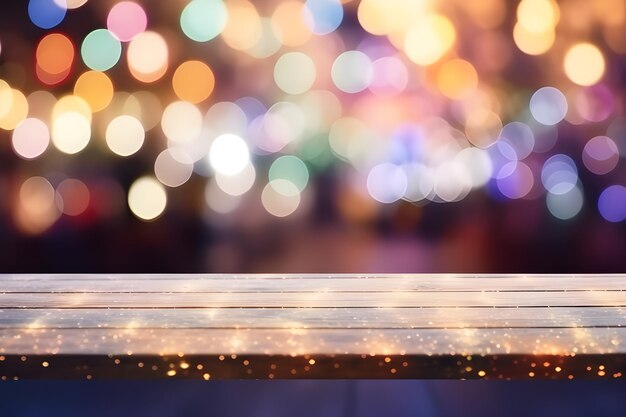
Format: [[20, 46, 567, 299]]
[[1, 2, 626, 416], [0, 0, 625, 273]]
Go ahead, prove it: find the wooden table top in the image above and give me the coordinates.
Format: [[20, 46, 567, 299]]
[[1, 274, 624, 380]]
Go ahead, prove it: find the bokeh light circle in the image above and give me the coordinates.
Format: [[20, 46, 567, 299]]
[[127, 31, 169, 83], [74, 71, 114, 112], [12, 118, 50, 160], [541, 154, 578, 195], [51, 111, 91, 154], [209, 133, 250, 176], [36, 33, 74, 86], [180, 0, 228, 42], [215, 162, 256, 196], [530, 86, 568, 126], [161, 101, 203, 144], [304, 0, 343, 36], [81, 29, 122, 71], [274, 52, 316, 95], [598, 185, 626, 222], [262, 179, 301, 217], [367, 163, 407, 203], [56, 178, 90, 216], [547, 185, 583, 220], [582, 136, 619, 175], [269, 155, 309, 192], [154, 149, 194, 187], [496, 161, 534, 199], [332, 51, 373, 94], [0, 89, 29, 130], [29, 0, 67, 29], [106, 115, 145, 156], [17, 176, 59, 234], [172, 60, 215, 104], [128, 176, 167, 221], [107, 1, 148, 42], [404, 14, 456, 66], [564, 43, 605, 86]]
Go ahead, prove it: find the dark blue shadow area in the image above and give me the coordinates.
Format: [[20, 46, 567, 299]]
[[1, 381, 625, 417]]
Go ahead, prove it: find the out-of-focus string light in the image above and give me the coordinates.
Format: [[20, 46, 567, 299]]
[[332, 51, 373, 94], [598, 186, 626, 222], [63, 0, 88, 10], [0, 80, 13, 120], [575, 85, 615, 123], [128, 176, 167, 221], [81, 29, 122, 71], [51, 111, 91, 154], [180, 0, 228, 43], [274, 52, 317, 95], [404, 14, 456, 66], [269, 155, 309, 192], [530, 87, 568, 126], [52, 94, 92, 123], [0, 89, 29, 131], [154, 149, 194, 188], [36, 33, 74, 86], [496, 161, 534, 199], [127, 31, 169, 83], [582, 136, 619, 175], [29, 0, 67, 29], [105, 115, 145, 156], [304, 0, 343, 36], [272, 1, 313, 47], [512, 22, 555, 56], [221, 0, 262, 51], [172, 61, 215, 104], [516, 0, 559, 34], [215, 161, 256, 196], [369, 56, 409, 97], [262, 179, 301, 217], [56, 178, 90, 216], [107, 1, 147, 42], [564, 43, 606, 86], [367, 163, 408, 204], [547, 184, 583, 220], [209, 133, 250, 176], [161, 101, 203, 145], [541, 154, 579, 195], [436, 59, 478, 100], [74, 71, 114, 112], [16, 176, 59, 234], [12, 118, 50, 159]]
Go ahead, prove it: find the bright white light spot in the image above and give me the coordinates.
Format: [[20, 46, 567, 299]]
[[209, 133, 250, 176], [52, 111, 91, 154]]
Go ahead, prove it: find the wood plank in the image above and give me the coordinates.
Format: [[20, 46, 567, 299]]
[[3, 278, 626, 293], [2, 274, 626, 292], [0, 307, 624, 329], [0, 328, 624, 355], [1, 291, 625, 308]]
